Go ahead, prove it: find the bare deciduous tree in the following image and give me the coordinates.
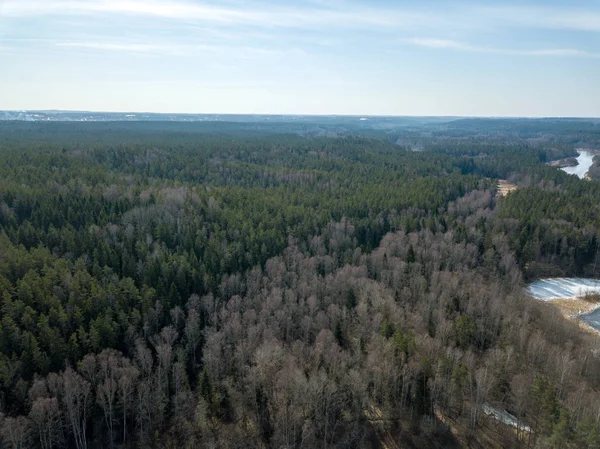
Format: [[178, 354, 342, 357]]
[[118, 364, 139, 445], [29, 397, 60, 449], [61, 368, 91, 449], [1, 415, 30, 449]]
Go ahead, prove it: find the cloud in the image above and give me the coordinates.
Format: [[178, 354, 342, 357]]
[[2, 1, 260, 24], [3, 0, 600, 34], [403, 38, 597, 58], [3, 1, 599, 62], [484, 6, 600, 32], [53, 40, 302, 59], [523, 48, 589, 57], [0, 0, 450, 30], [56, 42, 181, 53], [404, 38, 472, 50]]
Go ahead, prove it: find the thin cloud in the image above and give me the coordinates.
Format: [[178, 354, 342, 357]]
[[404, 38, 596, 58], [484, 6, 600, 32], [0, 0, 454, 30], [3, 0, 600, 33], [57, 42, 180, 53], [54, 40, 303, 58], [3, 1, 266, 24], [404, 38, 472, 50], [524, 48, 588, 57], [3, 1, 599, 62]]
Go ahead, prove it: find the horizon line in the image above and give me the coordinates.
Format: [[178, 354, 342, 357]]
[[2, 110, 600, 120]]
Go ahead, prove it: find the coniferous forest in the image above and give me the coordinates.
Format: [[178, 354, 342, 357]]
[[2, 118, 600, 448]]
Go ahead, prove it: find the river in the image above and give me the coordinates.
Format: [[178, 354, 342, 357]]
[[580, 308, 600, 332], [561, 150, 595, 179]]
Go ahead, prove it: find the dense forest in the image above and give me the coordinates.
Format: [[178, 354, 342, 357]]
[[1, 119, 600, 448]]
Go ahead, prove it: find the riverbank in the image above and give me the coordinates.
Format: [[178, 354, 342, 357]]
[[549, 298, 600, 335], [527, 278, 600, 334], [548, 157, 578, 168], [560, 150, 594, 178], [548, 149, 600, 180]]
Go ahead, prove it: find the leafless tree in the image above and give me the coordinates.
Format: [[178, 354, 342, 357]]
[[96, 350, 120, 448], [1, 416, 29, 449], [118, 363, 139, 445], [61, 367, 91, 449], [28, 397, 60, 449], [184, 305, 202, 368]]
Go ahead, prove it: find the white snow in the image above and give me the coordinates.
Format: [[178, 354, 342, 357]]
[[526, 278, 600, 301], [482, 404, 531, 432]]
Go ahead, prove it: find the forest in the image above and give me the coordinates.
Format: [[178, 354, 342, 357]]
[[1, 118, 600, 448]]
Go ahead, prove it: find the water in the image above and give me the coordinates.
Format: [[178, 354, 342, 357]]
[[580, 308, 600, 332], [526, 278, 600, 331], [526, 278, 600, 301], [561, 150, 594, 179]]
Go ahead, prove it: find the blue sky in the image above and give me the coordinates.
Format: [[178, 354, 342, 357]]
[[1, 0, 599, 116]]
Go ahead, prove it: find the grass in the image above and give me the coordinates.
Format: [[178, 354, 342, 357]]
[[582, 292, 600, 303]]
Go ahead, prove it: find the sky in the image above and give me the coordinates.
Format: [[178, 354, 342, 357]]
[[1, 0, 600, 116]]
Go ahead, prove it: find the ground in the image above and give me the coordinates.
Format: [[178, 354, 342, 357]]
[[547, 157, 578, 168], [550, 298, 600, 335], [497, 180, 518, 197]]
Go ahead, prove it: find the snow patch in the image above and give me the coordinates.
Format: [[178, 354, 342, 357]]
[[526, 278, 600, 301], [482, 404, 531, 432]]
